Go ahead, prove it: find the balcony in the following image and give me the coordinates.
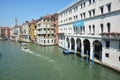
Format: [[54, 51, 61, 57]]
[[36, 31, 46, 34], [47, 31, 54, 34], [58, 32, 64, 35], [100, 32, 120, 37], [37, 26, 46, 29], [100, 32, 120, 39]]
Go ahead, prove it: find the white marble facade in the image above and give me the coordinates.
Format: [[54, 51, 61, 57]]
[[58, 0, 120, 71]]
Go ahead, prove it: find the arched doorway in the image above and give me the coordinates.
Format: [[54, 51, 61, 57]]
[[76, 38, 81, 53], [71, 38, 75, 50], [93, 40, 102, 61], [83, 39, 90, 57], [66, 38, 70, 48]]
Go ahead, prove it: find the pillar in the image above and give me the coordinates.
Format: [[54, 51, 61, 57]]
[[90, 46, 94, 60], [74, 40, 77, 54], [81, 43, 84, 58], [73, 38, 77, 58], [69, 38, 71, 50]]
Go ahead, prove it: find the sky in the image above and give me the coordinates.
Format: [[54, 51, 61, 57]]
[[0, 0, 74, 27]]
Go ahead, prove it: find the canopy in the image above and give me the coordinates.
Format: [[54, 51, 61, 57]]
[[73, 20, 84, 27]]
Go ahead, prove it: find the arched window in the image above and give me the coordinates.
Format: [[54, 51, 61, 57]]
[[107, 23, 111, 32], [52, 40, 53, 43], [100, 24, 103, 33], [89, 25, 91, 33], [48, 40, 49, 43], [93, 25, 95, 34], [44, 40, 45, 44], [83, 26, 85, 33], [80, 27, 82, 34]]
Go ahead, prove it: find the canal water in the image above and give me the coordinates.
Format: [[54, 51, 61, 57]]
[[0, 41, 120, 80]]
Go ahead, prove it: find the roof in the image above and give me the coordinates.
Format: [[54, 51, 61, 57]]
[[58, 0, 83, 13], [36, 13, 58, 22]]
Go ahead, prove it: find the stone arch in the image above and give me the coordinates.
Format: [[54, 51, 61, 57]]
[[71, 38, 75, 50], [66, 37, 70, 48], [93, 40, 102, 61], [83, 39, 90, 57], [76, 38, 81, 53]]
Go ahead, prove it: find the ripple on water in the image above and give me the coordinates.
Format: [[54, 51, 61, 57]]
[[0, 41, 120, 80]]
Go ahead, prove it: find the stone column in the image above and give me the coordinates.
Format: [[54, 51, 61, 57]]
[[90, 46, 94, 60], [73, 38, 77, 58], [74, 42, 77, 55], [69, 38, 71, 50], [81, 43, 84, 57], [80, 39, 84, 61]]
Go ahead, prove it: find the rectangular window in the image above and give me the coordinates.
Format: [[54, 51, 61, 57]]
[[89, 0, 91, 4], [100, 6, 104, 14], [81, 4, 82, 8], [105, 53, 109, 58], [83, 26, 85, 33], [89, 11, 91, 17], [119, 56, 120, 61], [69, 18, 70, 21], [107, 4, 111, 12], [93, 9, 95, 16], [76, 6, 78, 11], [89, 26, 91, 33], [93, 0, 95, 3], [80, 27, 82, 34], [80, 14, 83, 19], [83, 2, 85, 7], [83, 13, 85, 18], [74, 8, 76, 12], [106, 41, 110, 48], [119, 41, 120, 50], [93, 25, 95, 34], [101, 24, 103, 33], [76, 15, 78, 20]]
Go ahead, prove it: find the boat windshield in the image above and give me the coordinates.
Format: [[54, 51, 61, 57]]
[[21, 43, 27, 46]]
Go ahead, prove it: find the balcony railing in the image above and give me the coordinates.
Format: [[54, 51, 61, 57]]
[[100, 32, 120, 38], [37, 26, 46, 29], [36, 31, 46, 34]]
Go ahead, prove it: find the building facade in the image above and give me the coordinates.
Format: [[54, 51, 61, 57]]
[[21, 21, 30, 42], [36, 14, 58, 45], [0, 27, 10, 40], [29, 19, 37, 43], [10, 26, 20, 41], [58, 0, 120, 71]]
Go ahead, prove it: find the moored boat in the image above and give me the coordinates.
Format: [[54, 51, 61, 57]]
[[63, 49, 74, 54]]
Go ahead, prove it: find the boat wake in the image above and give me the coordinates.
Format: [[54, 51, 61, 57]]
[[27, 52, 55, 62]]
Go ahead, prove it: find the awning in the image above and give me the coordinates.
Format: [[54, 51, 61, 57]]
[[73, 20, 84, 27]]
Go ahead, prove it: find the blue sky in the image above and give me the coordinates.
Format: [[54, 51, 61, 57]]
[[0, 0, 74, 27]]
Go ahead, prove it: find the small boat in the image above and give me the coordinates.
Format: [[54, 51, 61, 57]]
[[63, 49, 74, 54], [21, 43, 33, 53]]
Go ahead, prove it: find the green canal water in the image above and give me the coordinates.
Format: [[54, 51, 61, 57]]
[[0, 41, 120, 80]]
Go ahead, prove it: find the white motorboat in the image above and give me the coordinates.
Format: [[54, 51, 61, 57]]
[[21, 43, 33, 53]]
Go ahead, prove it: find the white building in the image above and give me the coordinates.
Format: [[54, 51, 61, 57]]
[[21, 21, 30, 42], [10, 26, 20, 41], [58, 0, 120, 71]]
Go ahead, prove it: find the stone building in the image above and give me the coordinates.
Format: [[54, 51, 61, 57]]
[[36, 13, 58, 45], [58, 0, 120, 71]]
